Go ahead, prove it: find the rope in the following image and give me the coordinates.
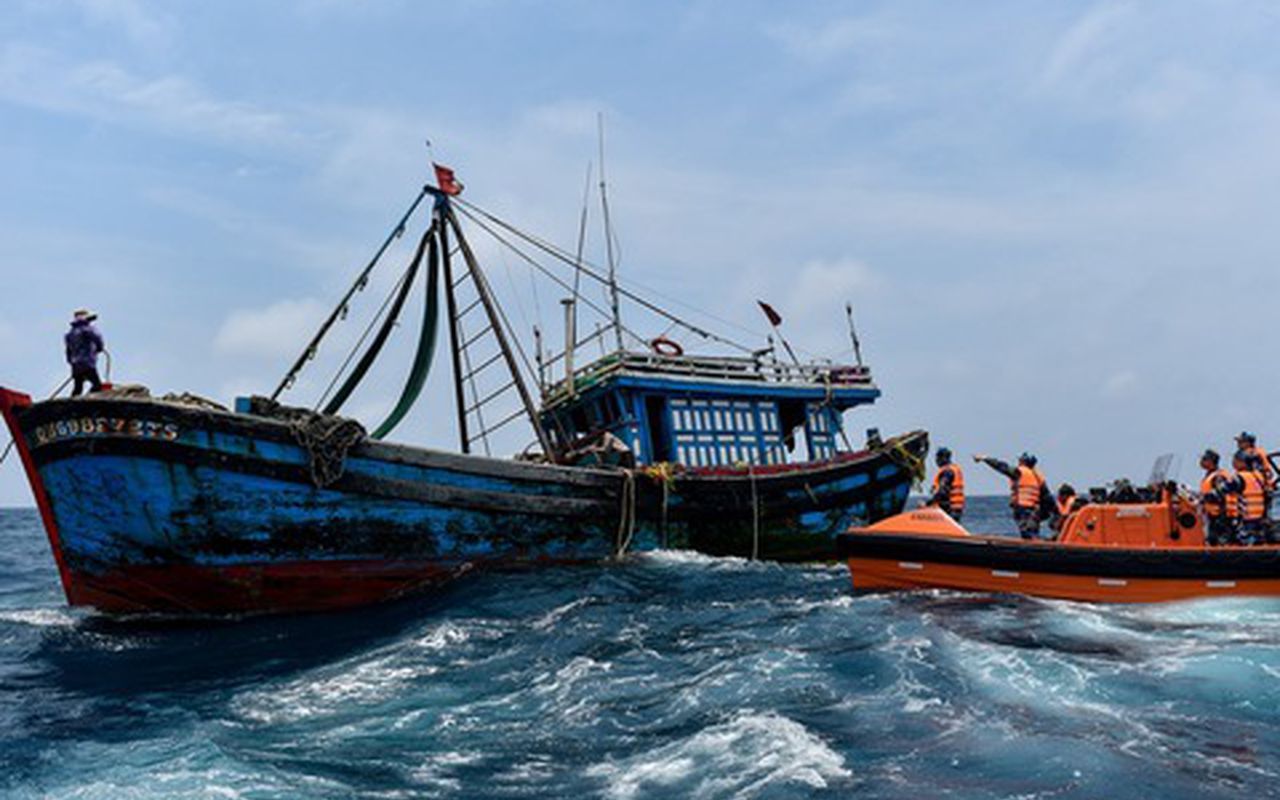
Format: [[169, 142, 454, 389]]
[[247, 397, 366, 488], [290, 414, 366, 488], [614, 469, 638, 558], [0, 439, 14, 467], [316, 256, 417, 411], [641, 462, 677, 548], [749, 463, 761, 560], [887, 439, 927, 488]]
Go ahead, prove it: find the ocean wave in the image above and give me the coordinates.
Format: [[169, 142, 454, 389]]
[[0, 608, 77, 628], [589, 710, 850, 799], [231, 651, 423, 724]]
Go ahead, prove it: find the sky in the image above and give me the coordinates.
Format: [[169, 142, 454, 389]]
[[3, 0, 1280, 505]]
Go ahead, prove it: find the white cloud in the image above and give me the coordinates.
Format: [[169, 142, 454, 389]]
[[768, 16, 892, 62], [72, 0, 172, 48], [214, 299, 327, 359], [1101, 369, 1138, 399], [786, 258, 879, 314], [1040, 2, 1135, 88], [521, 101, 603, 138], [0, 44, 300, 149]]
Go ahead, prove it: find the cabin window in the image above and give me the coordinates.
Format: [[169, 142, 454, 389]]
[[804, 404, 840, 461], [667, 397, 785, 467]]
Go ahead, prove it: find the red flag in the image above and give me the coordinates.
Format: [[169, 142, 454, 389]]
[[757, 300, 782, 327], [433, 162, 464, 196]]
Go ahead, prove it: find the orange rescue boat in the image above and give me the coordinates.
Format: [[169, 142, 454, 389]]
[[836, 493, 1280, 602]]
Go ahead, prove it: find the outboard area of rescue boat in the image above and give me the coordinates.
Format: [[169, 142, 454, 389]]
[[836, 489, 1280, 602]]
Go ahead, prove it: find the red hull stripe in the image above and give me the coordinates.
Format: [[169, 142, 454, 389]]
[[69, 559, 463, 615]]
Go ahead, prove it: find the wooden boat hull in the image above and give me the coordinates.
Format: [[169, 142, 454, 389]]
[[1, 388, 925, 614], [837, 531, 1280, 603]]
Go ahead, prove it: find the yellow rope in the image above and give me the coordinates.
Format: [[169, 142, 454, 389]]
[[887, 438, 927, 488], [614, 469, 638, 558]]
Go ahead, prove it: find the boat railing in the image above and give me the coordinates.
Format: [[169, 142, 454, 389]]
[[541, 350, 873, 405]]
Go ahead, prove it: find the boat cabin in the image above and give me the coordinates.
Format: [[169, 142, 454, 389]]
[[541, 351, 879, 467]]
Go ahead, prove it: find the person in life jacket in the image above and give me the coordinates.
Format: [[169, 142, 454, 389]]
[[1198, 448, 1238, 546], [974, 452, 1052, 539], [1225, 451, 1270, 546], [64, 309, 106, 397], [1049, 483, 1079, 536], [1235, 432, 1276, 491], [927, 447, 965, 522]]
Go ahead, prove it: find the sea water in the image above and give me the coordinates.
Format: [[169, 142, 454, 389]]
[[0, 498, 1277, 799]]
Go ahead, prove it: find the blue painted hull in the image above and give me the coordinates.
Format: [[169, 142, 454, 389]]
[[1, 390, 925, 614]]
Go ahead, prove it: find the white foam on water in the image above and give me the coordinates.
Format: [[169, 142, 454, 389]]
[[412, 621, 470, 651], [780, 593, 855, 614], [530, 596, 593, 630], [0, 607, 77, 628], [232, 652, 421, 724], [588, 711, 851, 799], [408, 751, 482, 794], [631, 550, 771, 571]]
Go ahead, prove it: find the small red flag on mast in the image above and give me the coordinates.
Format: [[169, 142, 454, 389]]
[[433, 162, 464, 196]]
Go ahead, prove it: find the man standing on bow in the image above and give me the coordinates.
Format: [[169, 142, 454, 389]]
[[65, 309, 106, 397]]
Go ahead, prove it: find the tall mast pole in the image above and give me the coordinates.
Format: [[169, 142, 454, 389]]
[[438, 208, 471, 453], [570, 161, 592, 375], [598, 113, 624, 353]]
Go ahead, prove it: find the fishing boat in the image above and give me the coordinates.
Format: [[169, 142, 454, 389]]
[[837, 489, 1280, 602], [0, 167, 926, 615]]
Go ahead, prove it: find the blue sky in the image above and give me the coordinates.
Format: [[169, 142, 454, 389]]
[[4, 0, 1280, 505]]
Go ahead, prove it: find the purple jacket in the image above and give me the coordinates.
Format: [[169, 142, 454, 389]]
[[65, 320, 105, 370]]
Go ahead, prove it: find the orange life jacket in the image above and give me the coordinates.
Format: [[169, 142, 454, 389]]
[[1239, 470, 1268, 521], [931, 464, 965, 511], [1014, 465, 1045, 509], [1246, 445, 1275, 486], [1056, 495, 1078, 516], [1200, 469, 1230, 518]]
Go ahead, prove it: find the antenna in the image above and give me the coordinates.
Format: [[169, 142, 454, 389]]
[[845, 302, 864, 367], [569, 161, 592, 373], [598, 113, 624, 353]]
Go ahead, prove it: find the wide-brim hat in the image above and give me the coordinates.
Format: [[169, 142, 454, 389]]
[[72, 308, 98, 322]]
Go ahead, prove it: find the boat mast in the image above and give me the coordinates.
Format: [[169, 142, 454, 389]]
[[568, 161, 592, 382], [444, 203, 555, 457], [438, 216, 471, 453], [598, 113, 624, 353]]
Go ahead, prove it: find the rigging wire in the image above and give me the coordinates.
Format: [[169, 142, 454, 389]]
[[455, 205, 649, 350], [272, 185, 430, 400], [456, 198, 756, 353], [314, 253, 417, 412]]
